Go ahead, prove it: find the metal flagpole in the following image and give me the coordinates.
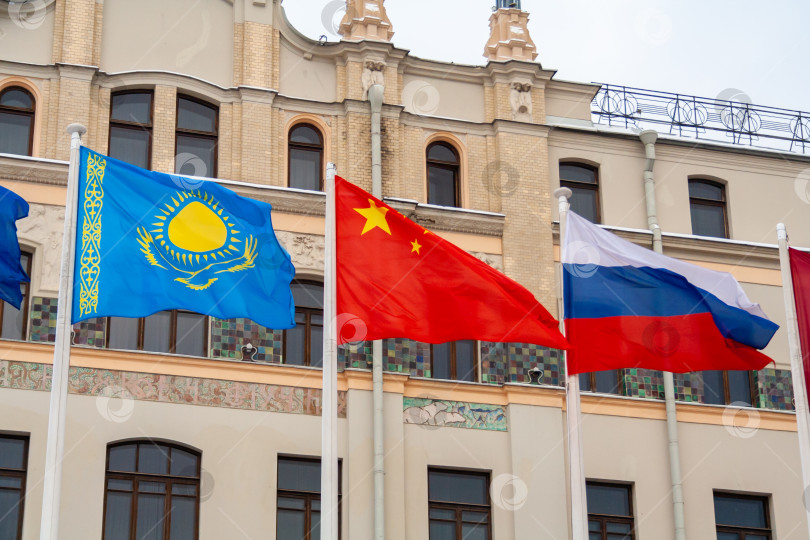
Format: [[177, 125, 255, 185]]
[[321, 162, 339, 540], [776, 223, 810, 539], [554, 186, 589, 539], [39, 123, 86, 540]]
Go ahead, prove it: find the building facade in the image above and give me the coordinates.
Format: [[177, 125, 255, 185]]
[[1, 0, 809, 538]]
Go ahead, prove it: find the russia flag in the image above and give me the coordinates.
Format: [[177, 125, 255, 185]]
[[562, 211, 779, 375]]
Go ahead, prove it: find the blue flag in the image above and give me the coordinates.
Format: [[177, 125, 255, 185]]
[[72, 148, 295, 329], [0, 185, 30, 309]]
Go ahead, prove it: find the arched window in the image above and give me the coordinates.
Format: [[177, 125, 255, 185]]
[[426, 142, 460, 207], [688, 179, 728, 238], [0, 87, 35, 156], [284, 281, 324, 367], [0, 251, 31, 341], [288, 124, 324, 191], [109, 90, 153, 169], [559, 162, 600, 223], [103, 440, 200, 540], [175, 95, 218, 178]]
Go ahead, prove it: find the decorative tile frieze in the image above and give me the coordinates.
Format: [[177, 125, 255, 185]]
[[383, 338, 431, 378], [757, 368, 794, 411], [73, 317, 106, 348], [403, 397, 507, 431], [29, 296, 58, 343], [624, 369, 665, 400], [210, 318, 283, 364]]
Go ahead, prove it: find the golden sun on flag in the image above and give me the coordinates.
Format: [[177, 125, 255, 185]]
[[136, 190, 258, 290]]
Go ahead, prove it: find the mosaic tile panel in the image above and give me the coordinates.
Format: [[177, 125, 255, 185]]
[[29, 296, 58, 343], [757, 368, 794, 411], [481, 342, 507, 384], [507, 343, 564, 386], [624, 369, 665, 400], [673, 372, 703, 403], [339, 341, 372, 370], [383, 338, 431, 378], [0, 361, 346, 417], [403, 397, 507, 431], [72, 317, 106, 348], [210, 318, 283, 363]]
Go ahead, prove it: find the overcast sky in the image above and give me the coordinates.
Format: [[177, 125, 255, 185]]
[[282, 0, 810, 112]]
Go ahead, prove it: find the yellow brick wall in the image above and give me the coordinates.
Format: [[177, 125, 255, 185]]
[[152, 86, 177, 174], [61, 0, 97, 65]]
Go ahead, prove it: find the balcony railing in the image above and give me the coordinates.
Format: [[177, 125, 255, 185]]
[[591, 83, 810, 154]]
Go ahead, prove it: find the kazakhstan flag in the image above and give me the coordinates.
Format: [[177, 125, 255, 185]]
[[72, 147, 295, 329]]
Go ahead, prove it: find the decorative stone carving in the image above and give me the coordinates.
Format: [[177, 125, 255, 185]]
[[472, 252, 504, 272], [275, 232, 325, 273], [510, 82, 533, 121], [16, 203, 64, 295], [362, 60, 386, 100]]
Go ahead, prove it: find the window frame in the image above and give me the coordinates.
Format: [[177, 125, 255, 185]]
[[702, 370, 757, 406], [688, 178, 729, 239], [426, 141, 461, 208], [586, 480, 636, 540], [105, 310, 209, 356], [578, 370, 623, 395], [427, 466, 492, 540], [559, 161, 601, 224], [0, 433, 29, 540], [429, 341, 479, 382], [108, 89, 154, 170], [102, 440, 202, 540], [283, 280, 324, 367], [276, 455, 342, 540], [713, 491, 772, 540], [0, 250, 32, 341], [0, 86, 36, 157], [175, 94, 219, 178], [287, 123, 325, 191]]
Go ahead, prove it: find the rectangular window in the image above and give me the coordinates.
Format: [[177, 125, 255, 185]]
[[107, 310, 207, 356], [702, 370, 755, 406], [579, 370, 622, 395], [0, 434, 29, 540], [109, 91, 153, 169], [586, 481, 635, 540], [0, 252, 31, 341], [689, 179, 728, 239], [560, 163, 600, 223], [428, 468, 491, 540], [176, 96, 218, 178], [431, 341, 478, 382], [276, 456, 341, 540], [714, 492, 771, 539]]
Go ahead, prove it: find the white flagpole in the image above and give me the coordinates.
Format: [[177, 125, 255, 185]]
[[321, 162, 339, 540], [776, 223, 810, 538], [554, 187, 588, 539], [39, 123, 85, 540]]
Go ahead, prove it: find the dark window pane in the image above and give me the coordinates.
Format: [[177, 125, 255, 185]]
[[690, 203, 726, 238], [428, 470, 488, 505], [138, 444, 169, 475], [461, 523, 489, 540], [290, 125, 321, 145], [143, 311, 172, 353], [566, 184, 599, 223], [170, 448, 199, 477], [111, 93, 151, 124], [428, 166, 457, 207], [588, 533, 601, 540], [310, 323, 323, 368], [560, 164, 597, 184], [0, 301, 24, 340], [606, 522, 632, 533], [462, 510, 488, 524], [0, 438, 25, 469], [285, 325, 306, 366], [689, 181, 724, 201], [107, 479, 133, 491], [716, 534, 738, 540], [586, 483, 632, 517], [175, 312, 205, 357], [169, 496, 196, 540], [0, 112, 33, 156], [702, 370, 725, 405], [579, 373, 592, 392], [277, 496, 306, 510], [429, 508, 455, 520], [292, 283, 324, 309], [455, 340, 476, 382], [278, 459, 321, 492], [135, 493, 166, 540], [429, 520, 456, 540], [109, 126, 150, 169], [594, 370, 620, 394], [311, 508, 321, 540], [140, 482, 166, 494], [432, 343, 451, 380], [428, 144, 457, 163], [108, 444, 137, 472], [0, 491, 21, 539], [108, 317, 139, 351], [277, 508, 306, 540], [0, 89, 33, 109], [728, 371, 753, 406], [0, 477, 21, 489], [177, 98, 216, 133], [175, 135, 216, 178], [289, 147, 321, 191], [172, 484, 197, 496], [714, 495, 768, 528]]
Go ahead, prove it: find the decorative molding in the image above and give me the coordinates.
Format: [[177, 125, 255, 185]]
[[510, 81, 533, 121], [275, 231, 325, 272], [17, 205, 64, 295], [385, 198, 505, 237]]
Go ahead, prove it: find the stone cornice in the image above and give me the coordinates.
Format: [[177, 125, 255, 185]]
[[385, 198, 505, 237], [0, 154, 68, 186]]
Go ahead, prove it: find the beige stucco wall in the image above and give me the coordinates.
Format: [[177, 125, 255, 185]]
[[0, 4, 56, 65], [401, 74, 486, 123], [279, 42, 337, 102]]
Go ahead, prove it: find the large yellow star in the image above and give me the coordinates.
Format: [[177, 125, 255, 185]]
[[410, 238, 422, 254], [354, 199, 391, 235]]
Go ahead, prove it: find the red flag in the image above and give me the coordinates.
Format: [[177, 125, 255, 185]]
[[335, 176, 568, 349], [790, 247, 810, 394]]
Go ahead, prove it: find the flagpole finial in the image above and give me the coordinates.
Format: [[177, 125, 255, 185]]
[[553, 187, 572, 201], [66, 123, 87, 137]]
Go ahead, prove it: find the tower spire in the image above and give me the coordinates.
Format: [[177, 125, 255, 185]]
[[484, 1, 538, 62]]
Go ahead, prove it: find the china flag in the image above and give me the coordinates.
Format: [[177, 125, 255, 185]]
[[790, 247, 810, 394], [335, 176, 569, 349]]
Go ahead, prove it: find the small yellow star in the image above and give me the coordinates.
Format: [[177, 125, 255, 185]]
[[410, 238, 422, 254], [354, 199, 391, 235]]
